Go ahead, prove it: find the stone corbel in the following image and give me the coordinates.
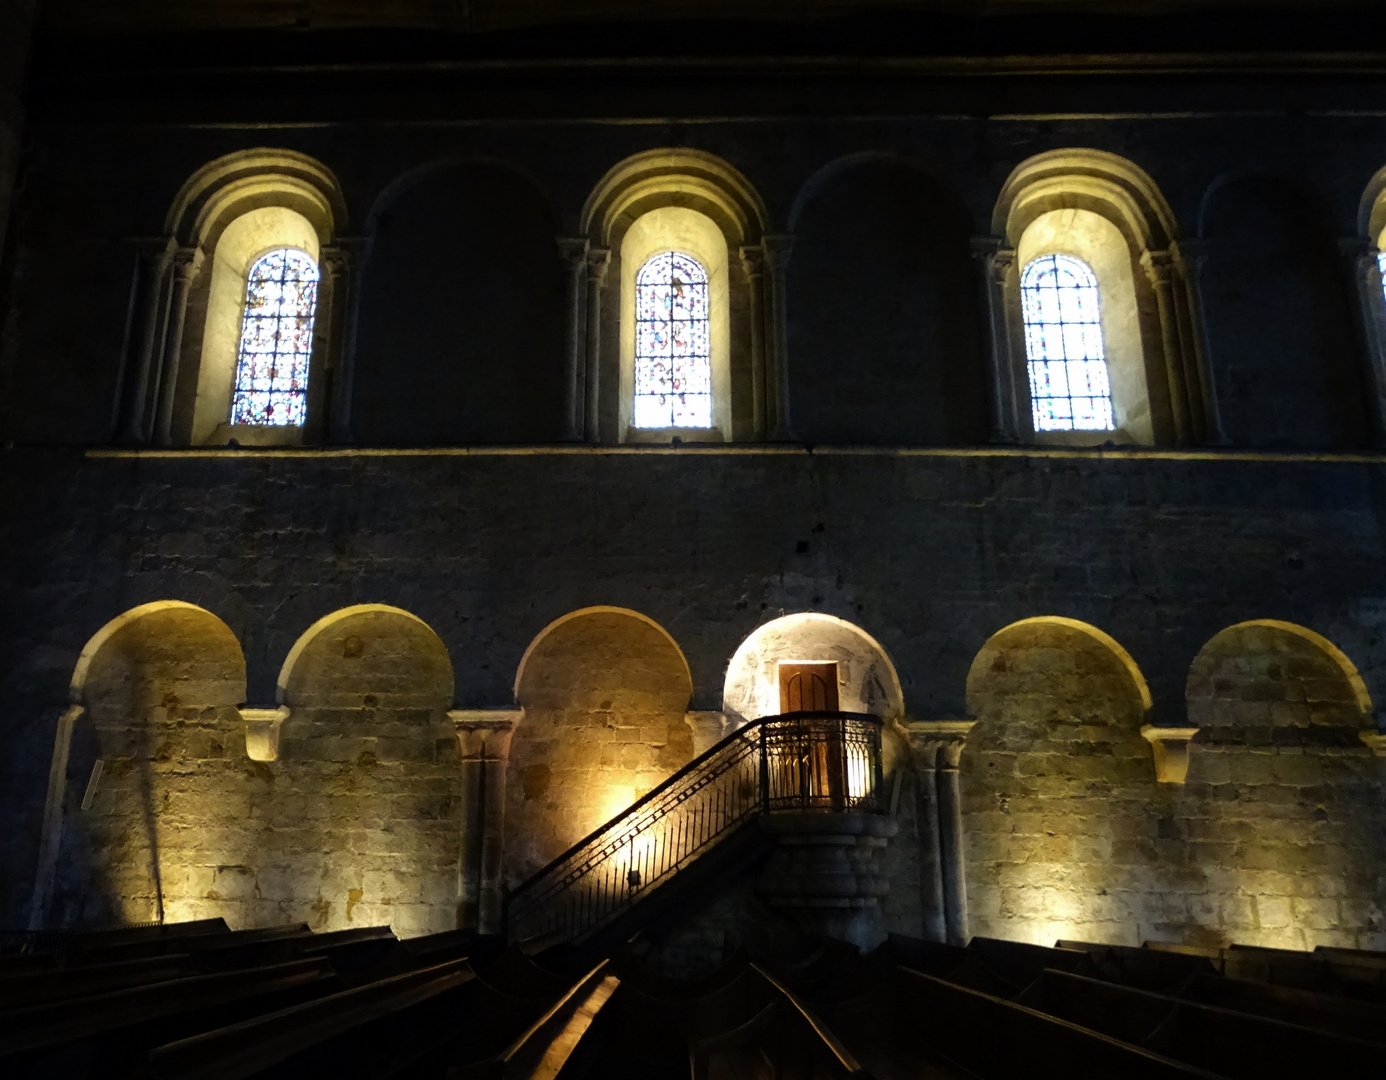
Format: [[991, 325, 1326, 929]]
[[449, 709, 521, 759], [1141, 724, 1200, 783], [685, 711, 728, 757], [242, 706, 290, 762], [1360, 731, 1386, 757]]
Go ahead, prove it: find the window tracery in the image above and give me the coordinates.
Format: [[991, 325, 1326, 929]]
[[633, 250, 711, 428], [1020, 253, 1115, 432], [229, 248, 319, 427]]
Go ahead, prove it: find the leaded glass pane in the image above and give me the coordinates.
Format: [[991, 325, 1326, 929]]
[[229, 248, 319, 427], [634, 251, 711, 429], [1019, 253, 1116, 433]]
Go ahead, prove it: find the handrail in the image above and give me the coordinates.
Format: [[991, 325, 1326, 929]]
[[506, 711, 884, 945]]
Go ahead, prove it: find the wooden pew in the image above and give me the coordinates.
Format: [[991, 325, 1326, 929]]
[[0, 952, 197, 1010], [893, 966, 1222, 1079], [1175, 970, 1386, 1044], [1020, 967, 1380, 1079], [0, 956, 338, 1076], [146, 957, 474, 1079], [1056, 940, 1220, 994]]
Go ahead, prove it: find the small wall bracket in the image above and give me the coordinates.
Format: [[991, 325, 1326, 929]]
[[1141, 724, 1200, 783], [242, 706, 290, 762]]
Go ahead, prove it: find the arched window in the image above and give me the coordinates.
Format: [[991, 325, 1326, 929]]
[[229, 248, 319, 427], [1378, 251, 1386, 307], [1020, 254, 1115, 432], [633, 250, 711, 428]]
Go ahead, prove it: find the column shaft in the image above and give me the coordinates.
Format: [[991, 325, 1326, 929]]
[[1142, 249, 1194, 446], [1170, 240, 1227, 445], [327, 237, 368, 445], [1341, 239, 1386, 447], [915, 757, 947, 942], [971, 239, 1022, 444], [740, 245, 767, 438], [120, 243, 174, 444], [763, 235, 793, 440], [558, 238, 589, 441], [153, 248, 201, 446], [583, 248, 610, 443]]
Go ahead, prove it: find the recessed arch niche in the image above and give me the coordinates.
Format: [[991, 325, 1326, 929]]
[[1199, 175, 1369, 449], [961, 616, 1155, 947], [263, 604, 459, 935], [1182, 620, 1383, 949], [353, 159, 567, 446], [721, 612, 905, 728], [788, 155, 987, 445], [41, 602, 245, 930], [508, 606, 695, 882]]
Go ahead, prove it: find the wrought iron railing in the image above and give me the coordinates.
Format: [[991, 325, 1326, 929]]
[[506, 711, 884, 944]]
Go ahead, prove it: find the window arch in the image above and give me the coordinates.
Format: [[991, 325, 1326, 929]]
[[633, 250, 712, 428], [230, 248, 320, 427], [1020, 254, 1114, 432]]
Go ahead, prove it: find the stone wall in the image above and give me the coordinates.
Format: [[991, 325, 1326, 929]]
[[962, 617, 1385, 950], [509, 608, 694, 884], [4, 447, 1385, 941]]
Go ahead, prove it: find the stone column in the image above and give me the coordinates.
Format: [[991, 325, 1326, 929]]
[[1340, 238, 1386, 447], [119, 240, 175, 444], [583, 248, 610, 443], [905, 720, 976, 945], [28, 705, 84, 930], [557, 238, 589, 442], [762, 234, 794, 440], [971, 238, 1023, 445], [327, 237, 369, 445], [153, 247, 203, 446], [1169, 239, 1227, 445], [450, 709, 519, 933], [739, 245, 768, 438], [313, 244, 350, 444], [1142, 249, 1195, 446]]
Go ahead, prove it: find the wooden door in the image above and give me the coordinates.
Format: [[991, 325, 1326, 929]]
[[778, 662, 839, 713], [777, 663, 844, 808]]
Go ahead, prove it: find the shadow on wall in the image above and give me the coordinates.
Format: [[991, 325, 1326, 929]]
[[787, 156, 988, 446], [507, 607, 695, 885], [353, 160, 568, 445], [46, 603, 246, 930], [1199, 175, 1369, 450], [961, 615, 1384, 951]]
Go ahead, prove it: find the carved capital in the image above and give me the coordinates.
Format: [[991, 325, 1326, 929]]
[[1339, 237, 1382, 273], [1141, 724, 1200, 783], [738, 245, 765, 279], [1140, 248, 1176, 287], [1172, 238, 1210, 273], [905, 719, 977, 770], [169, 245, 204, 281], [585, 247, 611, 287], [449, 708, 521, 760], [557, 236, 589, 265], [762, 234, 794, 270], [1360, 731, 1386, 757], [971, 238, 1017, 284], [242, 706, 290, 762]]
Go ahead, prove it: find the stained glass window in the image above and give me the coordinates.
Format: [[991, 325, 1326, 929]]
[[229, 248, 319, 427], [1378, 252, 1386, 307], [1020, 253, 1115, 433], [634, 250, 712, 428]]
